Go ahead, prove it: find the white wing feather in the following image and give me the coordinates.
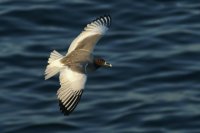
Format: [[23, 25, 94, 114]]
[[67, 15, 111, 55], [57, 67, 87, 115]]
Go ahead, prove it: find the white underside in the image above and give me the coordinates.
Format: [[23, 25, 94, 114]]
[[59, 67, 87, 91]]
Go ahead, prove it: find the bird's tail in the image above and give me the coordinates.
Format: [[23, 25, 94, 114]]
[[44, 50, 64, 80]]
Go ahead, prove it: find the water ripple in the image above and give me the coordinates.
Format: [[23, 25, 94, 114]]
[[1, 0, 200, 133]]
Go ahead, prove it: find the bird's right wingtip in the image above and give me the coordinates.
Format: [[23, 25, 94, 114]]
[[91, 14, 111, 28]]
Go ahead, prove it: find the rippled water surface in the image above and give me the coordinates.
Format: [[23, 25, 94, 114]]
[[1, 0, 200, 133]]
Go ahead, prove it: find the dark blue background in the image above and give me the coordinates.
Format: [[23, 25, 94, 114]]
[[1, 0, 200, 133]]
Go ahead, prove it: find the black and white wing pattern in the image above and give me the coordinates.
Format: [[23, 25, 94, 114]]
[[57, 67, 87, 115], [67, 15, 111, 55]]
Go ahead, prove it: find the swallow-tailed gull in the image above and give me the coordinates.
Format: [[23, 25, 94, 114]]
[[44, 15, 112, 115]]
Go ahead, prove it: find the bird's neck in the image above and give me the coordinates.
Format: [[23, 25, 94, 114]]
[[83, 62, 100, 74], [94, 63, 101, 69]]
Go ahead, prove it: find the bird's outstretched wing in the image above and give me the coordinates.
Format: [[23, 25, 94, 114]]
[[57, 67, 87, 115], [67, 15, 111, 55]]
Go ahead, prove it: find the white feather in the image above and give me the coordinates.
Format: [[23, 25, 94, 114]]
[[59, 67, 87, 91], [44, 50, 64, 80], [57, 67, 87, 112], [66, 16, 110, 55], [48, 50, 63, 63]]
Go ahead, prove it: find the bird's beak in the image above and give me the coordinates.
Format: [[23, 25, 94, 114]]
[[104, 62, 112, 67]]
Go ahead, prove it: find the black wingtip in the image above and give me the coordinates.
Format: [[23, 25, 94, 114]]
[[92, 15, 111, 28], [103, 14, 111, 27], [59, 100, 70, 115], [58, 90, 83, 116]]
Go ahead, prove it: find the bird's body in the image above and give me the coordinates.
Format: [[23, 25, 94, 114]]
[[44, 15, 112, 115], [60, 49, 95, 74]]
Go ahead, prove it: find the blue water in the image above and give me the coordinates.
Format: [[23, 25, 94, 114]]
[[1, 0, 200, 133]]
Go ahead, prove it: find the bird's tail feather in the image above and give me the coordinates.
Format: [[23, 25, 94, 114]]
[[48, 50, 63, 63], [45, 50, 64, 80]]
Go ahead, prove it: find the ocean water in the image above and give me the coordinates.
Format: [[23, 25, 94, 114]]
[[1, 0, 200, 133]]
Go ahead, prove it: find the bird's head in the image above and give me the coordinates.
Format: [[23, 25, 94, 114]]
[[94, 58, 112, 68]]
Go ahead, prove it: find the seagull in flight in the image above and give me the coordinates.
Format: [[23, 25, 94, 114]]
[[44, 15, 112, 115]]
